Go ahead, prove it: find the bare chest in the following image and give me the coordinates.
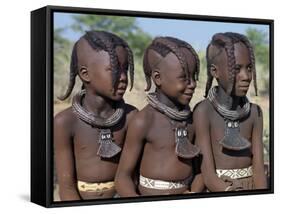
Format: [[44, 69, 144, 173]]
[[73, 119, 126, 156], [209, 109, 254, 167], [146, 112, 194, 149], [209, 110, 253, 146]]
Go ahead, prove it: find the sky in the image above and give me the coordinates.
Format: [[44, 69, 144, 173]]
[[54, 12, 270, 51]]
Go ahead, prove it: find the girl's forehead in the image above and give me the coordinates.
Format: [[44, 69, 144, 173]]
[[180, 48, 196, 68], [84, 49, 110, 66], [76, 38, 106, 64], [234, 42, 250, 58], [160, 52, 181, 69], [233, 42, 251, 66], [77, 39, 128, 66], [160, 51, 196, 75], [115, 46, 128, 60]]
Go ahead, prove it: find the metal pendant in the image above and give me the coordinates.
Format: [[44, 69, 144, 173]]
[[175, 127, 200, 158], [219, 120, 251, 150], [97, 129, 121, 158]]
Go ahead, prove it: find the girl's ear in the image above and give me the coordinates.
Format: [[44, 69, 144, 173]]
[[151, 69, 161, 87], [210, 64, 219, 78], [78, 66, 90, 83]]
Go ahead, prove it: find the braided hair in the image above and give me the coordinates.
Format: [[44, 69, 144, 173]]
[[205, 32, 257, 97], [58, 30, 134, 100], [143, 36, 200, 91]]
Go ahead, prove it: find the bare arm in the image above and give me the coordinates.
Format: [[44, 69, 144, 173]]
[[190, 155, 205, 192], [54, 112, 81, 201], [251, 105, 267, 189], [193, 103, 229, 192], [191, 173, 205, 192], [190, 128, 205, 192], [115, 111, 148, 197]]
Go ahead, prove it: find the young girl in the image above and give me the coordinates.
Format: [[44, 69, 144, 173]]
[[115, 37, 203, 196], [194, 32, 267, 192], [54, 30, 137, 200]]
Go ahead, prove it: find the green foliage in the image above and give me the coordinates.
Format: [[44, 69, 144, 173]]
[[54, 28, 72, 70], [246, 28, 269, 96], [245, 28, 270, 161], [54, 28, 75, 102], [71, 14, 152, 59], [246, 27, 269, 68]]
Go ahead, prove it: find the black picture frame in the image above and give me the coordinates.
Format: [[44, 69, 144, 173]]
[[31, 5, 274, 208]]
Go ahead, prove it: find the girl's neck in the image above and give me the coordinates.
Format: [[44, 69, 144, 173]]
[[83, 90, 115, 117], [217, 86, 242, 110], [155, 89, 186, 111]]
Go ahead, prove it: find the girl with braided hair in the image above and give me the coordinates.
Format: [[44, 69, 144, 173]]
[[54, 30, 137, 200], [193, 32, 267, 192], [115, 37, 204, 196]]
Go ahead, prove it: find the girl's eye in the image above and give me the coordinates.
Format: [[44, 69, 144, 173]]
[[192, 73, 196, 80], [234, 66, 241, 73], [180, 75, 187, 80], [247, 65, 252, 72], [234, 65, 240, 70]]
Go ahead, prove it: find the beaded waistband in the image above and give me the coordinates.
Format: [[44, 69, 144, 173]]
[[139, 175, 192, 190], [216, 166, 253, 179]]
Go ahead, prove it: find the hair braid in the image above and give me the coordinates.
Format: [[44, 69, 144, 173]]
[[143, 41, 171, 91], [125, 46, 134, 91], [89, 31, 120, 88], [143, 47, 152, 91], [155, 37, 189, 82], [165, 37, 200, 81], [59, 30, 135, 99], [58, 42, 78, 100], [205, 33, 236, 96], [92, 31, 135, 91], [206, 32, 258, 97], [143, 36, 199, 91], [224, 41, 236, 95], [226, 32, 257, 96], [205, 44, 214, 97]]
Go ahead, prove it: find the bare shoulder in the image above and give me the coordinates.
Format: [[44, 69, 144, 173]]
[[250, 103, 263, 119], [193, 99, 213, 119], [127, 105, 154, 132], [124, 103, 138, 121], [54, 107, 76, 132]]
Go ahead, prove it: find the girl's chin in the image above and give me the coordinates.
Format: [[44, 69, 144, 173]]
[[111, 94, 124, 101], [235, 90, 248, 97], [178, 99, 191, 107]]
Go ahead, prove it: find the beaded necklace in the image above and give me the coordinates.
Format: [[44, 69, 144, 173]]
[[207, 86, 251, 150], [147, 92, 200, 158], [72, 90, 123, 158]]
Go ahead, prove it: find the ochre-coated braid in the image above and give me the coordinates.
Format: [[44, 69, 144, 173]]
[[58, 30, 135, 100], [58, 42, 79, 100]]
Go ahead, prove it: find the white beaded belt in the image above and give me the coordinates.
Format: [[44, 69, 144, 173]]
[[216, 166, 253, 179], [139, 175, 191, 190]]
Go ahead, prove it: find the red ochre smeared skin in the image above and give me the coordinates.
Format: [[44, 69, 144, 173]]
[[194, 33, 267, 192], [115, 37, 204, 197], [54, 31, 137, 201]]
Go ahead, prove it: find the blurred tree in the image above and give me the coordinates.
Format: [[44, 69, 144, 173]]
[[54, 28, 73, 102], [246, 27, 269, 69], [54, 28, 72, 70], [71, 15, 152, 58], [246, 27, 269, 95]]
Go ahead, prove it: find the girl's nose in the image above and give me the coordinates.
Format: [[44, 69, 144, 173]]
[[119, 70, 127, 81], [188, 79, 197, 89], [239, 67, 252, 81]]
